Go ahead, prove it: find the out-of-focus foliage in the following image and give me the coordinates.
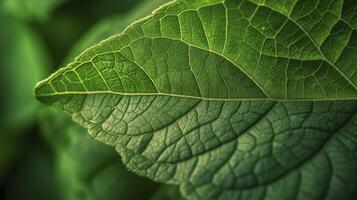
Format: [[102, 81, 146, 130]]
[[62, 0, 171, 64], [0, 16, 49, 180], [0, 17, 49, 131], [150, 185, 185, 200], [5, 144, 61, 200], [0, 0, 68, 22]]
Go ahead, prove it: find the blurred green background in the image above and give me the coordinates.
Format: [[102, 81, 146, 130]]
[[0, 0, 184, 199]]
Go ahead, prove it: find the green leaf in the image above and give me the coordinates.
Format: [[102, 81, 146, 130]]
[[0, 16, 49, 131], [35, 94, 357, 199], [34, 0, 357, 199], [0, 16, 49, 179], [35, 0, 357, 100]]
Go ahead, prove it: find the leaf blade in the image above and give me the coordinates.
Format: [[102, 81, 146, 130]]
[[35, 0, 357, 100], [34, 0, 357, 199]]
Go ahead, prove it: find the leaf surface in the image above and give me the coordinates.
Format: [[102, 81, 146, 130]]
[[36, 93, 357, 199], [35, 0, 357, 100], [35, 0, 357, 199]]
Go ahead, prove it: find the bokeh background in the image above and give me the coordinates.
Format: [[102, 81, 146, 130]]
[[0, 0, 184, 199]]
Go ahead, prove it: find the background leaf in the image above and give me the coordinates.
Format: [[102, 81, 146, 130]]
[[0, 0, 69, 22], [0, 17, 49, 131], [0, 16, 50, 180]]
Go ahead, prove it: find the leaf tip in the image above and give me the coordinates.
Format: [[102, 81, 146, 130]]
[[33, 79, 55, 104]]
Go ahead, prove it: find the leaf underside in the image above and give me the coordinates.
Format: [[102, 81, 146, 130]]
[[38, 94, 357, 199], [35, 0, 357, 199]]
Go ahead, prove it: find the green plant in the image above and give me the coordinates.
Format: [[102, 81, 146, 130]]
[[35, 0, 357, 199], [0, 15, 49, 180]]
